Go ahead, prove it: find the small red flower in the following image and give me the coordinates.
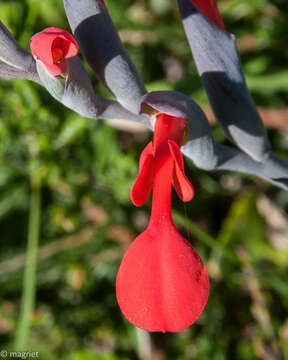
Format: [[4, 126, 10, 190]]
[[189, 0, 225, 30], [30, 27, 78, 76], [116, 113, 209, 332]]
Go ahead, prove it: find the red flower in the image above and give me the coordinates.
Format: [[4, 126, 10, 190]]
[[116, 113, 209, 332], [30, 27, 78, 76], [188, 0, 225, 30]]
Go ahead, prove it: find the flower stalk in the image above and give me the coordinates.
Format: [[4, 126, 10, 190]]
[[14, 175, 41, 350]]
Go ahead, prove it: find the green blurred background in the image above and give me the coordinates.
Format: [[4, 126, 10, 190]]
[[0, 0, 288, 359]]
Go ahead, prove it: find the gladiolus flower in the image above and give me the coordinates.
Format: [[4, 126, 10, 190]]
[[30, 27, 78, 76], [116, 113, 209, 332], [186, 0, 225, 30]]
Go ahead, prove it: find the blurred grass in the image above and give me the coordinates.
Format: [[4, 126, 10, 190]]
[[0, 0, 288, 359]]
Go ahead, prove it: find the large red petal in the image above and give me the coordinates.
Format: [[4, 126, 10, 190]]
[[30, 32, 55, 64], [131, 142, 154, 207], [116, 224, 209, 332], [168, 140, 194, 202]]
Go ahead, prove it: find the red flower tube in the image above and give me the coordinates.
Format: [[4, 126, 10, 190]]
[[30, 27, 78, 76], [116, 113, 209, 332]]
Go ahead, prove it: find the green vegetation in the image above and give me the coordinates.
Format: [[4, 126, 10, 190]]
[[0, 0, 287, 358]]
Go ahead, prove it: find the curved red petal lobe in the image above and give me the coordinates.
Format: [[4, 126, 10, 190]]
[[131, 155, 154, 206], [131, 142, 154, 207], [139, 141, 154, 169], [168, 140, 194, 202], [30, 27, 78, 76], [30, 32, 55, 64], [116, 225, 209, 332], [189, 0, 225, 30]]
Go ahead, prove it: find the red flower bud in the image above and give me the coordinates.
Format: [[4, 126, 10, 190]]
[[30, 27, 78, 76]]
